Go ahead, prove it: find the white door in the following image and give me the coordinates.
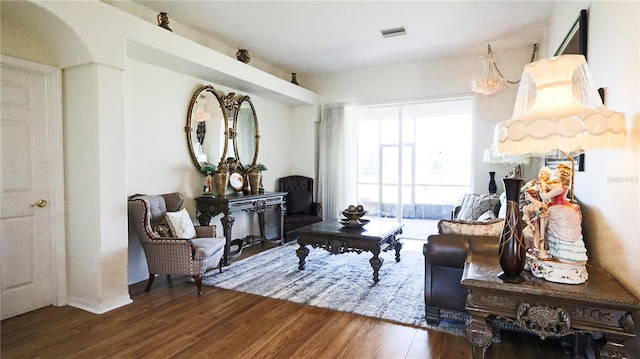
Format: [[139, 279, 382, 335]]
[[1, 56, 65, 320]]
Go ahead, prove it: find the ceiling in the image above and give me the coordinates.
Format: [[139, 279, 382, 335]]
[[132, 1, 557, 75]]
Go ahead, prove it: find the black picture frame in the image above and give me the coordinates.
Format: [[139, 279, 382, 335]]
[[546, 9, 588, 172], [554, 9, 588, 58]]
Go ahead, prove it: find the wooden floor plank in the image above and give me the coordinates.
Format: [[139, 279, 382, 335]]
[[1, 249, 572, 359]]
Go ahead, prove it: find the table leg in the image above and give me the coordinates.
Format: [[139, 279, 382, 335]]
[[296, 244, 309, 270], [369, 250, 384, 282], [465, 317, 493, 359], [221, 213, 235, 266], [257, 210, 266, 239], [279, 204, 286, 245], [394, 240, 402, 262]]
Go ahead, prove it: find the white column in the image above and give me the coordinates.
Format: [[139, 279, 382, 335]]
[[64, 63, 131, 313]]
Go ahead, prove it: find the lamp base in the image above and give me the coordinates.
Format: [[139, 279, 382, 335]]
[[526, 252, 588, 284]]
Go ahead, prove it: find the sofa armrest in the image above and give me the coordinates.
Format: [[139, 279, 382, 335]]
[[468, 235, 500, 255], [424, 234, 499, 266], [423, 233, 500, 322], [424, 234, 471, 268]]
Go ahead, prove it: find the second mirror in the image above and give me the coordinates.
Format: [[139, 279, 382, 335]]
[[232, 95, 259, 169]]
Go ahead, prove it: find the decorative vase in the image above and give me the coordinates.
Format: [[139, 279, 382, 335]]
[[157, 12, 172, 32], [488, 171, 497, 194], [236, 49, 250, 63], [213, 166, 229, 196], [498, 177, 525, 283], [247, 166, 260, 194]]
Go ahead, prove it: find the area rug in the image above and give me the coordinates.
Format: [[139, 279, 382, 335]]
[[202, 243, 466, 336]]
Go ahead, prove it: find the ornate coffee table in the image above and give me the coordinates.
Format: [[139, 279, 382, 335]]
[[294, 220, 403, 282]]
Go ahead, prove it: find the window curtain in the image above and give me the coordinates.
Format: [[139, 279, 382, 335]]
[[318, 103, 352, 219]]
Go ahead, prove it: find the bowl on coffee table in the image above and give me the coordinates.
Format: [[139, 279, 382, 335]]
[[340, 209, 369, 227]]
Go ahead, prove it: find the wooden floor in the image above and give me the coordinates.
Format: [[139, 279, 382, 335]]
[[1, 242, 571, 359]]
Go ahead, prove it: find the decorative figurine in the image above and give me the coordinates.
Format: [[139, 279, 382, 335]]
[[157, 12, 172, 32], [205, 171, 213, 194], [236, 49, 250, 63], [523, 164, 588, 284]]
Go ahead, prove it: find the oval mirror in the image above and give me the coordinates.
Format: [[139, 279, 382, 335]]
[[232, 95, 259, 169], [186, 85, 228, 173]]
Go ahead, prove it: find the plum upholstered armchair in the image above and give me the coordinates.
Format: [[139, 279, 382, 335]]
[[279, 175, 323, 241], [127, 192, 225, 296]]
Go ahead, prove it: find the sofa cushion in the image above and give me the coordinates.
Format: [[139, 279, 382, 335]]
[[438, 218, 504, 237], [456, 193, 501, 221], [165, 208, 197, 239]]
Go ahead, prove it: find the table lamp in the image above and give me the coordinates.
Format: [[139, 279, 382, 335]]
[[490, 54, 627, 284]]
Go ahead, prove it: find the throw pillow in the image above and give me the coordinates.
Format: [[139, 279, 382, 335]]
[[165, 208, 197, 239], [498, 192, 507, 218], [288, 191, 313, 214], [152, 223, 172, 238], [477, 209, 497, 222], [456, 193, 501, 221], [438, 218, 504, 237]]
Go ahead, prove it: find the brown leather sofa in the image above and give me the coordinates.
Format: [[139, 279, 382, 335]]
[[423, 233, 499, 324]]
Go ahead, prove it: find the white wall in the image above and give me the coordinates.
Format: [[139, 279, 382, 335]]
[[1, 0, 317, 310], [125, 58, 296, 284], [546, 2, 640, 300], [304, 45, 543, 195]]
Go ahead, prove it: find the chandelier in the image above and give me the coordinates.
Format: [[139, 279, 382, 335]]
[[471, 44, 538, 95]]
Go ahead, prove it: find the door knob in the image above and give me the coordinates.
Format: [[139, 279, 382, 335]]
[[31, 199, 48, 208]]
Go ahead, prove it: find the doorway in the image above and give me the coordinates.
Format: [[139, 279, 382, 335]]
[[1, 55, 66, 319]]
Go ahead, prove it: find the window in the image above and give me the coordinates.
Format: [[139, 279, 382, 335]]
[[352, 97, 473, 220]]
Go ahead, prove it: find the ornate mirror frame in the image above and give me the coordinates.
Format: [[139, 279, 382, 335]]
[[185, 85, 228, 173], [232, 95, 260, 169]]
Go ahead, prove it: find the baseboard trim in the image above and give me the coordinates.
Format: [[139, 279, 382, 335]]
[[67, 295, 133, 314]]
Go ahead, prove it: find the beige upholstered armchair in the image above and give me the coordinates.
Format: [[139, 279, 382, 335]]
[[128, 192, 224, 296]]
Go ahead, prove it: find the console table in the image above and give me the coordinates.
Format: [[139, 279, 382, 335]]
[[461, 253, 640, 359], [196, 192, 287, 265]]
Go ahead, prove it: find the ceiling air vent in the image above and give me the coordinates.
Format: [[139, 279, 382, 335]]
[[380, 26, 407, 38]]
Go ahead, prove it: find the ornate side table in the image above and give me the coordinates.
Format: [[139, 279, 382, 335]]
[[461, 253, 640, 359]]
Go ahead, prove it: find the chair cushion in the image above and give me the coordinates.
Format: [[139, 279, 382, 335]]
[[438, 218, 504, 237], [190, 237, 225, 260], [456, 193, 501, 221], [165, 208, 197, 239], [288, 191, 313, 214]]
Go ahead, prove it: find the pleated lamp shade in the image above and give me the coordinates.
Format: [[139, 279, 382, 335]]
[[492, 55, 626, 158]]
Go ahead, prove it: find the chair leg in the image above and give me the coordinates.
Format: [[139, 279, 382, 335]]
[[145, 273, 155, 292], [193, 275, 203, 297], [219, 257, 224, 273]]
